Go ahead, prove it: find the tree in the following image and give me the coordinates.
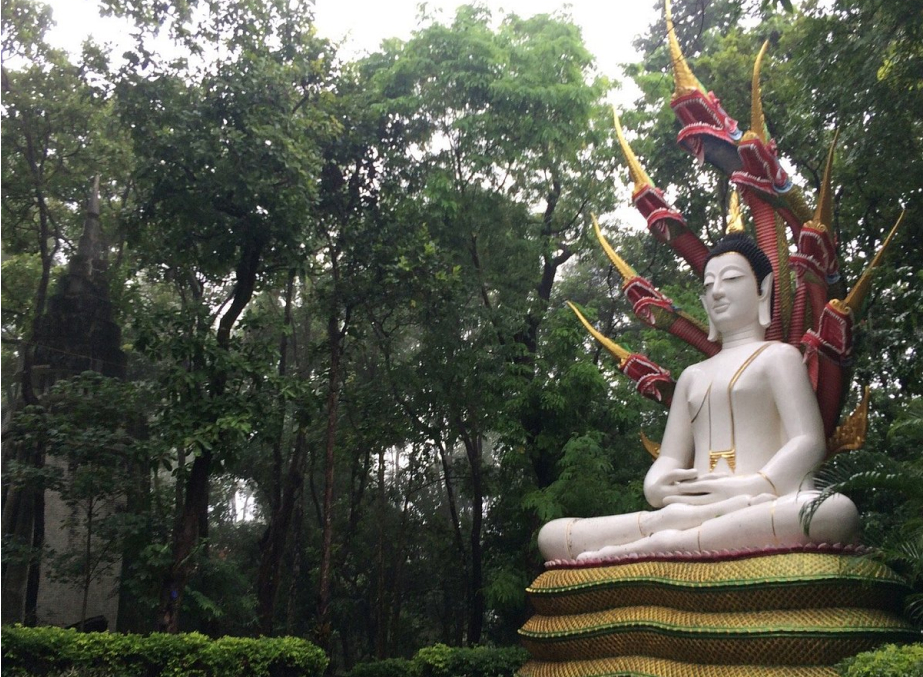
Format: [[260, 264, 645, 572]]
[[112, 0, 339, 632], [363, 4, 619, 644]]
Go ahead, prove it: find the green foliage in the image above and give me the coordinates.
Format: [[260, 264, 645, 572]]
[[413, 644, 529, 677], [0, 625, 328, 677], [3, 373, 149, 626], [345, 658, 414, 677], [811, 398, 923, 625], [836, 643, 923, 677], [345, 645, 528, 677]]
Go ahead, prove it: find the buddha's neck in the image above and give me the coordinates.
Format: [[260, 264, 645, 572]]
[[719, 326, 766, 350]]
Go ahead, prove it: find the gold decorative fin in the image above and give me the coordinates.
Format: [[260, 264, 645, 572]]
[[750, 41, 770, 143], [828, 298, 849, 316], [726, 190, 745, 233], [845, 211, 905, 314], [613, 107, 653, 193], [665, 0, 706, 99], [815, 130, 840, 229], [592, 214, 637, 283], [827, 387, 870, 456], [566, 301, 630, 366], [640, 431, 661, 460]]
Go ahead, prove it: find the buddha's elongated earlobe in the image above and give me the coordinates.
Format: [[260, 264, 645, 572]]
[[758, 272, 774, 329], [701, 294, 720, 341]]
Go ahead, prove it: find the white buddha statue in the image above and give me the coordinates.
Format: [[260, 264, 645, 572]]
[[539, 234, 860, 561]]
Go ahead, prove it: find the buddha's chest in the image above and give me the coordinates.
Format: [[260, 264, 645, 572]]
[[685, 343, 778, 471]]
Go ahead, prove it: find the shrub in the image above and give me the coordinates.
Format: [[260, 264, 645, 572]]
[[837, 643, 923, 677], [345, 657, 415, 677], [1, 625, 328, 677], [343, 645, 529, 677], [413, 644, 529, 677]]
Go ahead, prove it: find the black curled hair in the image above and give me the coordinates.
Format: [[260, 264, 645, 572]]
[[704, 233, 773, 287]]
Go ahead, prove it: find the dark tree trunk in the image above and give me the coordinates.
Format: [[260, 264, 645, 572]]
[[255, 273, 299, 635], [387, 453, 416, 656], [157, 449, 211, 632], [316, 304, 345, 651], [459, 425, 484, 645], [80, 497, 94, 631], [436, 439, 467, 565], [23, 471, 44, 627], [284, 489, 305, 635], [521, 178, 572, 490], [374, 446, 387, 658], [156, 234, 264, 632], [256, 429, 307, 634]]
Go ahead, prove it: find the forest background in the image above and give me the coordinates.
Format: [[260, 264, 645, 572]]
[[2, 0, 921, 671]]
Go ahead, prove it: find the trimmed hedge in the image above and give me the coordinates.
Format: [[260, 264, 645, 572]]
[[345, 644, 529, 677], [837, 643, 923, 677], [1, 625, 328, 677]]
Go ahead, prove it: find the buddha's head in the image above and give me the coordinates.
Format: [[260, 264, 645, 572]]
[[702, 234, 773, 342]]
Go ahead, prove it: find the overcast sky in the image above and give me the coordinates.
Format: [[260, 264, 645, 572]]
[[42, 0, 658, 95]]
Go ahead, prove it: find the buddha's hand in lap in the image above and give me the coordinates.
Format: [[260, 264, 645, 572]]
[[662, 473, 779, 506], [645, 467, 699, 507], [643, 493, 775, 533]]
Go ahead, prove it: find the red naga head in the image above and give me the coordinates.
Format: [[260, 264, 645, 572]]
[[666, 0, 742, 174]]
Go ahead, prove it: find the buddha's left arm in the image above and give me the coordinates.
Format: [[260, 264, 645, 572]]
[[757, 342, 826, 493]]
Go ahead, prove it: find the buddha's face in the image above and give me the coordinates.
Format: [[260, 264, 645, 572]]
[[702, 252, 762, 336]]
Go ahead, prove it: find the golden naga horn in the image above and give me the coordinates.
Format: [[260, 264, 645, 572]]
[[566, 301, 630, 366], [612, 107, 654, 193], [845, 210, 905, 314], [750, 40, 771, 143], [640, 430, 662, 460], [827, 386, 870, 457], [592, 214, 637, 283], [814, 130, 840, 230], [726, 190, 745, 234], [665, 0, 706, 99]]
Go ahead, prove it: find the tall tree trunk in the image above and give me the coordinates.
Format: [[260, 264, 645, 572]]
[[436, 438, 467, 565], [459, 425, 484, 645], [157, 448, 211, 632], [284, 489, 305, 635], [23, 469, 44, 627], [316, 305, 344, 651], [374, 445, 388, 657], [255, 273, 300, 635], [80, 497, 94, 631], [156, 234, 264, 632], [388, 448, 417, 656], [256, 429, 307, 634]]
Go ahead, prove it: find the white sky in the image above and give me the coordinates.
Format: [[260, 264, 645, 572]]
[[42, 0, 657, 99]]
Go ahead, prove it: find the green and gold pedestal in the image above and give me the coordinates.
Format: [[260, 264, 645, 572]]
[[518, 546, 916, 677]]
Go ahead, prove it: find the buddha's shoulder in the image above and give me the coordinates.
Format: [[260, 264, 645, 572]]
[[757, 340, 802, 361], [680, 341, 802, 379], [747, 341, 805, 376]]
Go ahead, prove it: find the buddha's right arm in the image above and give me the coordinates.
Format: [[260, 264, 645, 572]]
[[644, 372, 696, 508]]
